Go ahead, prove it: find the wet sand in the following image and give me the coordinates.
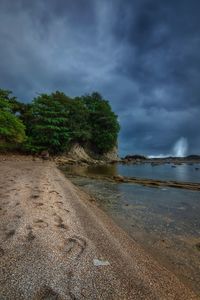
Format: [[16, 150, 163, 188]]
[[0, 157, 198, 299]]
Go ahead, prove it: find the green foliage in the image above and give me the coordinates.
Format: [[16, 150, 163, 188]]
[[22, 137, 44, 154], [0, 90, 33, 137], [50, 92, 91, 144], [0, 90, 26, 146], [68, 98, 91, 143], [30, 93, 70, 153], [0, 88, 120, 155], [0, 89, 13, 101], [0, 110, 26, 143], [81, 92, 120, 153]]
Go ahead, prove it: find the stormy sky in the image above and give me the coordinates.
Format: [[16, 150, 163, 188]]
[[0, 0, 200, 156]]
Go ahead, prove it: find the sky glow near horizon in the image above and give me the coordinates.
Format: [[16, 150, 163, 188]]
[[0, 0, 200, 156]]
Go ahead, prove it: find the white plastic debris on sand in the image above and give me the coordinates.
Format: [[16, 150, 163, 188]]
[[93, 259, 110, 266]]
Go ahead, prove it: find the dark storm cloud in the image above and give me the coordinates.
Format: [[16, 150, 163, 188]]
[[0, 0, 200, 155]]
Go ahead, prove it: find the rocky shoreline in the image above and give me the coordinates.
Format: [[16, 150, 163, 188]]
[[54, 151, 200, 169], [113, 175, 200, 191], [60, 169, 200, 191], [1, 153, 199, 192], [2, 149, 199, 167], [120, 154, 200, 165]]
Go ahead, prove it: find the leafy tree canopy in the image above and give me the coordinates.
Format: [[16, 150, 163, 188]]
[[0, 89, 26, 145], [29, 92, 70, 153], [0, 89, 120, 155], [80, 92, 120, 153]]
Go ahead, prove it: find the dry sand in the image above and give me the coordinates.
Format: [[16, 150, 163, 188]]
[[0, 157, 198, 299]]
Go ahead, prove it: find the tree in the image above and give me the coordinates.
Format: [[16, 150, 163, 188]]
[[30, 93, 70, 153], [0, 88, 120, 155], [0, 89, 33, 137], [68, 97, 91, 143], [0, 92, 26, 146], [81, 92, 120, 153]]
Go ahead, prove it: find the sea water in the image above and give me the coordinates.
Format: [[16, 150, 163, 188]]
[[65, 162, 200, 183], [61, 163, 200, 294]]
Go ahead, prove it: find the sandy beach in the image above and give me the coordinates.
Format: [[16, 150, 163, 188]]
[[0, 157, 198, 299]]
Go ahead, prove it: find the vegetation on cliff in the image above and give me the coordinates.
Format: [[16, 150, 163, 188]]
[[0, 89, 120, 155], [0, 90, 26, 150]]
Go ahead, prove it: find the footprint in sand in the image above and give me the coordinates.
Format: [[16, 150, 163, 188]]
[[49, 190, 62, 198], [57, 223, 68, 229], [26, 227, 36, 241], [56, 201, 63, 205], [35, 203, 44, 207], [64, 235, 87, 260], [15, 214, 21, 219], [54, 215, 68, 230], [0, 247, 5, 257], [54, 201, 68, 212], [6, 229, 15, 239], [55, 201, 64, 209], [33, 286, 62, 300], [31, 194, 40, 199], [34, 219, 48, 228]]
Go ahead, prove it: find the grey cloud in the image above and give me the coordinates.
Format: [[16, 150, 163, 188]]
[[0, 0, 200, 155]]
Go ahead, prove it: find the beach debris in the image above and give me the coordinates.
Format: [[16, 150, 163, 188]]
[[93, 258, 110, 266]]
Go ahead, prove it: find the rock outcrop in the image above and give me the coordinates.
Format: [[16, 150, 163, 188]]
[[56, 143, 120, 165], [68, 143, 95, 162], [102, 146, 120, 162]]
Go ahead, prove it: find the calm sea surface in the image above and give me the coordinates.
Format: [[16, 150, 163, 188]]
[[61, 163, 200, 294], [66, 162, 200, 183]]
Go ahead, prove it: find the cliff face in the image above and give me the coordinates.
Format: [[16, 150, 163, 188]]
[[102, 146, 120, 161], [68, 143, 92, 161], [67, 143, 119, 163]]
